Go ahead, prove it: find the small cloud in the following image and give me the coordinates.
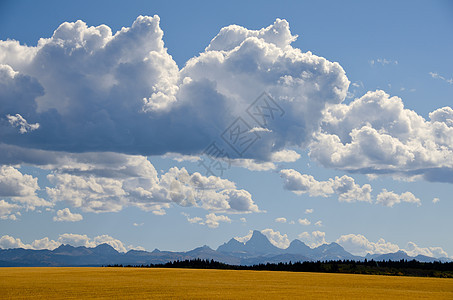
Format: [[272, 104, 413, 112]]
[[127, 245, 146, 251], [432, 197, 440, 204], [183, 213, 231, 228], [275, 217, 287, 223], [6, 114, 40, 134], [298, 218, 311, 226], [314, 220, 323, 227], [187, 216, 203, 224], [270, 150, 300, 163], [429, 72, 453, 85], [133, 222, 144, 227], [230, 158, 276, 171], [250, 127, 272, 133], [280, 169, 372, 203], [53, 208, 83, 222], [240, 217, 247, 223], [152, 210, 166, 216], [305, 208, 314, 214], [376, 190, 421, 207], [204, 213, 231, 228], [370, 58, 398, 66], [289, 220, 295, 225], [399, 87, 415, 92], [162, 153, 200, 162]]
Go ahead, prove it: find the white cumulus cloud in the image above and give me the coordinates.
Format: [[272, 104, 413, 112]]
[[203, 213, 232, 228], [0, 200, 21, 220], [298, 218, 311, 225], [53, 208, 83, 222], [275, 217, 287, 223], [336, 233, 449, 258], [310, 90, 453, 183], [6, 113, 40, 133], [261, 228, 290, 249], [0, 165, 52, 209], [0, 233, 138, 253], [183, 212, 231, 228], [298, 231, 327, 248], [44, 154, 260, 215], [376, 189, 421, 207], [405, 241, 448, 258], [280, 169, 372, 202], [336, 234, 400, 256], [0, 235, 31, 249]]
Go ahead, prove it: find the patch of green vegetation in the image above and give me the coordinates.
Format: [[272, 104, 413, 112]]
[[108, 258, 453, 278]]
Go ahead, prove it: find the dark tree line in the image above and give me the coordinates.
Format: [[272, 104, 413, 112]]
[[106, 258, 453, 278]]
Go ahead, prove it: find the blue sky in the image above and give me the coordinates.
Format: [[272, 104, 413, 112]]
[[0, 0, 452, 258]]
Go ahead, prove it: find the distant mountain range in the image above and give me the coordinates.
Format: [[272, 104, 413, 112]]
[[0, 230, 450, 267]]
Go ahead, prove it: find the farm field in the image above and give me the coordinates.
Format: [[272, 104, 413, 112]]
[[1, 267, 452, 299]]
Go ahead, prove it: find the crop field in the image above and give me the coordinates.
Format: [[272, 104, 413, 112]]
[[1, 267, 452, 299]]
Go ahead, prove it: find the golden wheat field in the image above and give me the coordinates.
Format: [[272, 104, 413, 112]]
[[1, 267, 452, 299]]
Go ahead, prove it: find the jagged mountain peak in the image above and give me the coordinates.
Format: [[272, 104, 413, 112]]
[[314, 242, 343, 251], [288, 239, 309, 247], [242, 230, 262, 242], [286, 239, 311, 255], [244, 231, 282, 255], [230, 238, 245, 245], [54, 244, 75, 250], [247, 230, 270, 244], [217, 238, 245, 253], [92, 243, 118, 255], [187, 245, 215, 254]]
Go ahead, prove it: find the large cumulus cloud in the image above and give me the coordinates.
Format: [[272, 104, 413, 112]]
[[0, 16, 181, 155], [44, 153, 260, 214], [310, 90, 453, 182], [0, 149, 260, 216], [0, 16, 348, 163]]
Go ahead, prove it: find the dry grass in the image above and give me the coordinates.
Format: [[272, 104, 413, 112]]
[[1, 267, 452, 299]]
